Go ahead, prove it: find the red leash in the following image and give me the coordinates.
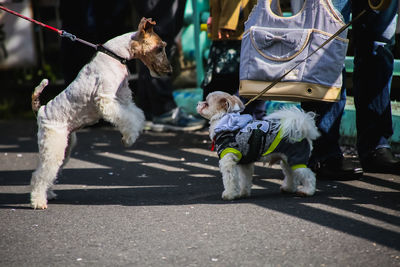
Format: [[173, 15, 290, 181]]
[[0, 5, 128, 64], [0, 5, 61, 34]]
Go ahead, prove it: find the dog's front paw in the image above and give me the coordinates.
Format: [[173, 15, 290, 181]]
[[296, 188, 315, 197], [31, 196, 48, 210], [280, 185, 296, 194], [121, 135, 137, 147], [222, 190, 240, 200]]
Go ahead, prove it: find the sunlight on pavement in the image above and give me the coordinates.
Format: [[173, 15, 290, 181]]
[[0, 185, 178, 191], [17, 137, 32, 142], [338, 180, 399, 192], [184, 162, 219, 171], [91, 142, 111, 147], [328, 196, 354, 200], [0, 144, 19, 149], [127, 150, 182, 161], [252, 179, 283, 189], [302, 203, 400, 233], [96, 152, 142, 162], [0, 152, 37, 170], [53, 184, 178, 189], [353, 204, 400, 217], [140, 162, 187, 172], [146, 141, 170, 145], [181, 148, 216, 157], [64, 158, 111, 169], [189, 174, 217, 178]]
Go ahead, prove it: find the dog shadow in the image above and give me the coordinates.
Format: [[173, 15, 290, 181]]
[[0, 125, 399, 250]]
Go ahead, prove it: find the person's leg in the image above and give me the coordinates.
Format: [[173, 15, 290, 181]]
[[352, 0, 400, 173], [135, 61, 177, 118], [301, 80, 363, 180], [302, 83, 346, 165], [302, 0, 351, 158], [202, 72, 239, 100], [202, 40, 241, 100], [301, 0, 362, 179]]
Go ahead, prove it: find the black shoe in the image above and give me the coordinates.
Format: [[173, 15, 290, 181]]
[[361, 148, 400, 174], [312, 157, 363, 180]]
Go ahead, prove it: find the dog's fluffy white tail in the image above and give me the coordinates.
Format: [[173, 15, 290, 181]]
[[32, 79, 49, 112], [266, 106, 320, 142]]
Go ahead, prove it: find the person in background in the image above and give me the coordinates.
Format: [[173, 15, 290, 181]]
[[60, 0, 131, 85], [132, 0, 206, 132], [301, 0, 400, 179], [202, 0, 266, 120]]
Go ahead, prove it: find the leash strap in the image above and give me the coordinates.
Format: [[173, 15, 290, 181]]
[[0, 5, 128, 65], [244, 9, 367, 107], [0, 4, 62, 34]]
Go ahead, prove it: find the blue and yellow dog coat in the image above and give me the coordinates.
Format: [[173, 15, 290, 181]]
[[213, 113, 310, 170]]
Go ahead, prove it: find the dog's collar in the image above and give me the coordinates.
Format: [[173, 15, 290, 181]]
[[97, 44, 128, 65]]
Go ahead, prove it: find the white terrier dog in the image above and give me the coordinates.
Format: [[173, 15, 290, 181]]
[[197, 91, 320, 200], [30, 18, 172, 209]]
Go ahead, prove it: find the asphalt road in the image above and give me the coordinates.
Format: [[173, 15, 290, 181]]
[[0, 121, 399, 266]]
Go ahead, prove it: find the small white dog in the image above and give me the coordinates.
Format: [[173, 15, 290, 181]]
[[197, 91, 320, 200], [30, 18, 172, 209]]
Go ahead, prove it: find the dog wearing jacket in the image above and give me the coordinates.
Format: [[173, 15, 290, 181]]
[[30, 18, 172, 209], [197, 91, 320, 200]]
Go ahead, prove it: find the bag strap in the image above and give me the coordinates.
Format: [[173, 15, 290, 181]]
[[244, 8, 366, 107]]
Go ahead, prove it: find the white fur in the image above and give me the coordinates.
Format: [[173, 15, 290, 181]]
[[31, 24, 171, 209], [197, 92, 320, 200], [265, 106, 320, 150]]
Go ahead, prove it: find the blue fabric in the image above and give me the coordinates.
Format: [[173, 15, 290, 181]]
[[214, 113, 273, 135], [301, 0, 397, 164], [240, 0, 349, 90], [214, 113, 253, 134]]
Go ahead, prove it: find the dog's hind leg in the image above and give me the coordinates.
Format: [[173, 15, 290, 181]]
[[280, 160, 298, 193], [31, 126, 69, 209], [237, 163, 254, 198], [45, 132, 77, 201], [61, 132, 77, 168], [219, 153, 242, 200], [294, 168, 316, 196], [98, 97, 145, 147]]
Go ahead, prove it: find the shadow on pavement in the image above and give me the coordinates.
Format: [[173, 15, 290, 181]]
[[0, 121, 399, 250]]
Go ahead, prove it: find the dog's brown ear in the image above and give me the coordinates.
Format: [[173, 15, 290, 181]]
[[226, 95, 245, 113], [218, 97, 229, 112], [138, 17, 156, 35]]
